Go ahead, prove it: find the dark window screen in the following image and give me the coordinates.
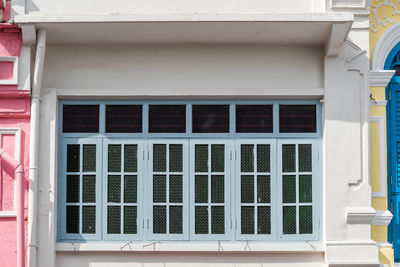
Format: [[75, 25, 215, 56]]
[[63, 105, 99, 133], [236, 105, 273, 133], [279, 105, 316, 133], [149, 105, 186, 133], [192, 105, 229, 133], [106, 105, 142, 133]]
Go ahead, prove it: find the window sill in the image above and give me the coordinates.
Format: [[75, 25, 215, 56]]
[[56, 242, 324, 252]]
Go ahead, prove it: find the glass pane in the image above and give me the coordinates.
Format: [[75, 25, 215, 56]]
[[66, 206, 79, 233], [149, 105, 186, 133], [195, 145, 208, 172], [258, 206, 271, 234], [236, 105, 273, 133], [282, 175, 296, 203], [66, 175, 80, 203], [169, 175, 183, 203], [241, 175, 254, 203], [299, 206, 313, 234], [192, 105, 229, 133], [107, 206, 121, 234], [299, 144, 312, 172], [153, 175, 166, 203], [63, 105, 99, 133], [257, 175, 270, 203], [282, 145, 296, 172], [241, 206, 254, 234], [195, 175, 208, 203], [211, 175, 224, 203], [211, 145, 224, 172], [279, 105, 316, 133], [283, 206, 296, 235], [195, 206, 208, 234], [153, 144, 166, 172], [82, 175, 96, 203], [299, 175, 312, 203], [108, 145, 121, 172], [169, 144, 183, 172], [124, 175, 137, 203], [67, 144, 80, 172], [169, 206, 183, 234], [83, 145, 96, 172], [153, 206, 167, 234], [211, 206, 225, 234], [106, 105, 142, 133], [108, 175, 121, 203], [124, 145, 137, 172], [82, 206, 96, 234], [257, 145, 270, 173], [124, 206, 137, 234], [241, 145, 254, 172]]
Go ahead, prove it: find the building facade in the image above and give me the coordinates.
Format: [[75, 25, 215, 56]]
[[10, 0, 383, 266]]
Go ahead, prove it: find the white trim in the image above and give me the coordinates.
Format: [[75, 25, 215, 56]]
[[0, 56, 18, 85], [371, 210, 393, 226], [0, 128, 21, 217], [369, 70, 395, 87], [370, 116, 386, 198], [346, 206, 376, 224], [331, 0, 366, 9], [376, 241, 392, 248], [372, 21, 400, 70], [370, 100, 387, 106]]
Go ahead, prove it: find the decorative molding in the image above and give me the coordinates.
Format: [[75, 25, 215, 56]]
[[0, 128, 21, 217], [370, 100, 388, 106], [370, 116, 386, 198], [0, 56, 18, 85], [370, 0, 400, 33], [371, 210, 393, 225], [376, 241, 392, 248], [369, 70, 395, 86], [331, 0, 366, 9], [372, 21, 400, 70], [346, 206, 376, 224]]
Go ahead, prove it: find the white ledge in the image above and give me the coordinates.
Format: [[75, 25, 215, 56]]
[[346, 206, 376, 224], [371, 210, 393, 226], [369, 70, 395, 87], [56, 242, 324, 252], [0, 211, 17, 218]]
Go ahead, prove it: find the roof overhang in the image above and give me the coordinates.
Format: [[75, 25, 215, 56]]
[[15, 13, 353, 56]]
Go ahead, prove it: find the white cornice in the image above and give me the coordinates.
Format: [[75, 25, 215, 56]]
[[369, 70, 395, 86], [346, 206, 376, 224], [371, 210, 393, 226]]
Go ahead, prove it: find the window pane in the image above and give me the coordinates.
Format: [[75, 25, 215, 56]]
[[257, 145, 270, 173], [241, 175, 254, 203], [83, 145, 96, 172], [211, 145, 224, 172], [106, 105, 142, 133], [211, 206, 225, 234], [82, 175, 96, 203], [108, 145, 121, 172], [211, 175, 224, 203], [153, 175, 166, 203], [282, 145, 296, 172], [282, 175, 296, 203], [169, 206, 183, 234], [299, 206, 313, 234], [124, 145, 137, 172], [258, 206, 271, 234], [169, 175, 183, 203], [299, 175, 312, 203], [169, 144, 183, 172], [108, 175, 121, 203], [192, 105, 229, 133], [149, 105, 186, 133], [67, 145, 80, 172], [195, 145, 208, 172], [124, 175, 137, 203], [241, 206, 254, 234], [153, 144, 166, 172], [107, 206, 121, 234], [257, 175, 270, 203], [299, 144, 312, 172], [63, 105, 99, 133], [241, 145, 254, 173], [279, 105, 316, 133], [66, 175, 80, 203], [195, 175, 208, 203], [82, 206, 96, 234], [236, 105, 273, 133], [153, 206, 167, 234], [124, 206, 137, 234], [283, 206, 296, 234], [66, 206, 79, 233], [195, 206, 208, 234]]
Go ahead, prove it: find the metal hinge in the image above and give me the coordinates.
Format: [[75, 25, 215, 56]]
[[389, 90, 391, 100], [147, 218, 149, 229], [391, 202, 393, 212], [391, 175, 393, 186]]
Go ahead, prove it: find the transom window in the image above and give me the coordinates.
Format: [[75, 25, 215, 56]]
[[58, 100, 321, 242]]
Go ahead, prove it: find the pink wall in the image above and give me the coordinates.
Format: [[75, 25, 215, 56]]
[[0, 25, 30, 267]]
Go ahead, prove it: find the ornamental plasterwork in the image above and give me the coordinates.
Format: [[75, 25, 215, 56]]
[[370, 0, 400, 32]]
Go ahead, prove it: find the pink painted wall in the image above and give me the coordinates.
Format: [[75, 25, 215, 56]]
[[0, 24, 30, 267]]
